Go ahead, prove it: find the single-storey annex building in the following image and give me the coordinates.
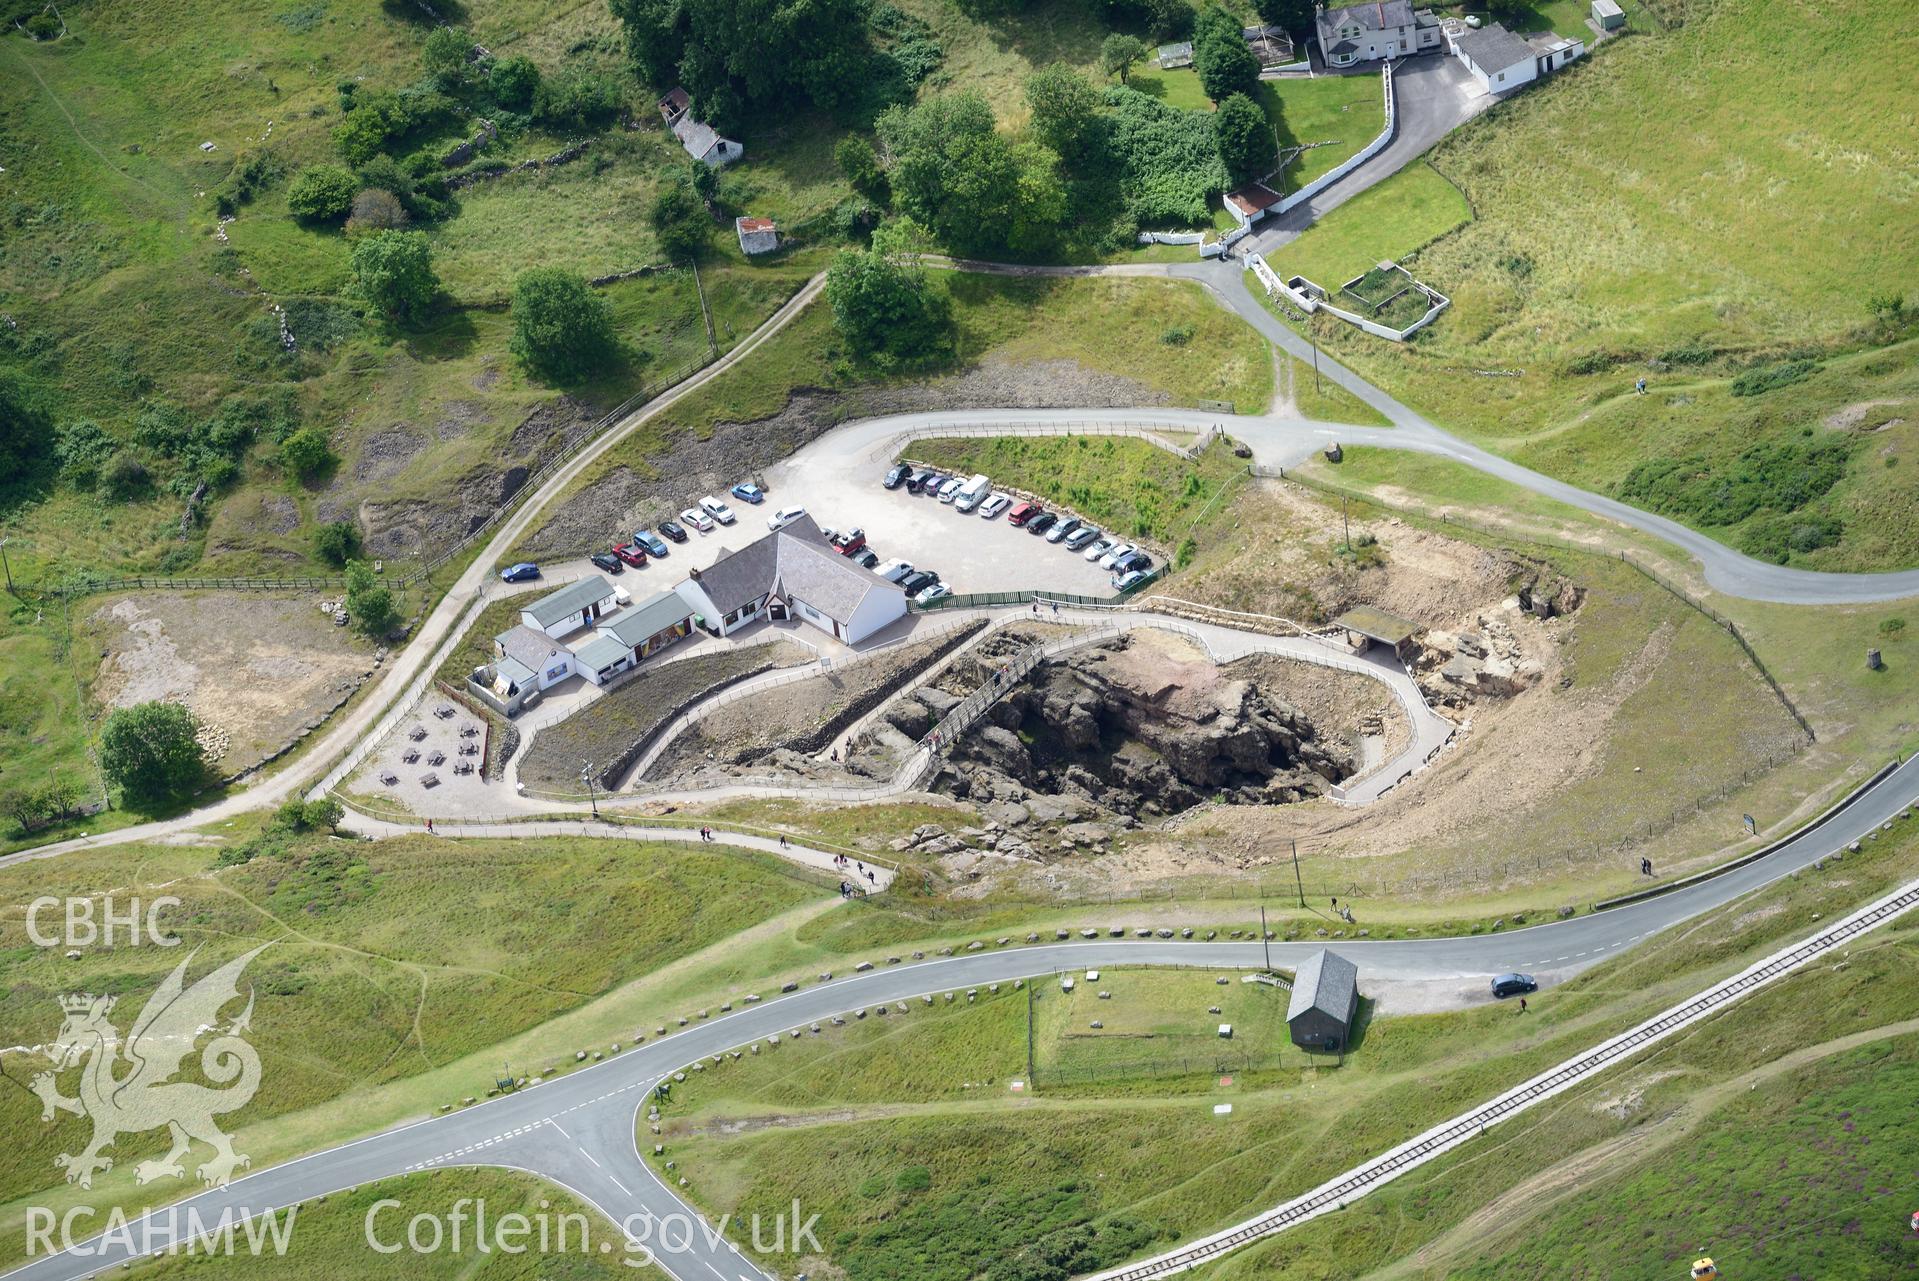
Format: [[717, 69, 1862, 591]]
[[602, 590, 696, 661], [674, 515, 906, 645], [519, 574, 619, 640], [1287, 948, 1361, 1053]]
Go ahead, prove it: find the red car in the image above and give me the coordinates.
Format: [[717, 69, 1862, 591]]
[[832, 527, 867, 557], [1005, 502, 1039, 527], [614, 542, 648, 567]]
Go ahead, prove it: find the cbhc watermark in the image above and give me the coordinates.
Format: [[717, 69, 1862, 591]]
[[27, 895, 180, 948]]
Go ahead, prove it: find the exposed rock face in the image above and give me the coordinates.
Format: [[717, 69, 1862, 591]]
[[941, 638, 1353, 825]]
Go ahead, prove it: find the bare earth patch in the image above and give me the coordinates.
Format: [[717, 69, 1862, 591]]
[[84, 591, 379, 775]]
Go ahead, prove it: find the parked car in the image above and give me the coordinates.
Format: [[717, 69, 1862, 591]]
[[680, 507, 714, 533], [936, 477, 964, 503], [832, 527, 867, 556], [898, 570, 939, 595], [1026, 512, 1058, 536], [883, 463, 912, 489], [917, 471, 948, 496], [1064, 526, 1101, 551], [699, 495, 736, 525], [915, 582, 951, 606], [614, 543, 647, 568], [978, 494, 1012, 520], [907, 469, 938, 494], [588, 551, 623, 574], [876, 558, 914, 583], [659, 520, 689, 543], [1045, 517, 1081, 544], [1006, 502, 1039, 527], [768, 505, 808, 531], [1098, 542, 1136, 569], [499, 562, 541, 582], [635, 530, 670, 558], [730, 481, 766, 505], [1111, 568, 1150, 593], [1491, 973, 1538, 1000], [852, 548, 881, 569], [1082, 538, 1114, 562], [1112, 551, 1154, 575]]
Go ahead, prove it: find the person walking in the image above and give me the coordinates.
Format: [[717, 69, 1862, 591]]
[[778, 833, 789, 849], [1519, 997, 1528, 1013], [426, 818, 434, 834]]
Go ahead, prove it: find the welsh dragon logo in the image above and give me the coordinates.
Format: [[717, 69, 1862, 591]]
[[31, 945, 268, 1190]]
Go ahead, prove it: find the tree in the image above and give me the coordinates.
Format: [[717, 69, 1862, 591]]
[[1025, 65, 1104, 167], [878, 92, 1065, 256], [286, 165, 359, 221], [490, 55, 541, 109], [650, 178, 711, 261], [54, 419, 116, 489], [332, 90, 412, 166], [1213, 92, 1270, 183], [349, 230, 438, 321], [824, 239, 952, 367], [0, 372, 52, 493], [835, 136, 888, 203], [304, 796, 346, 832], [422, 27, 473, 89], [100, 702, 208, 807], [312, 521, 361, 566], [510, 268, 617, 382], [1253, 0, 1314, 32], [344, 560, 399, 637], [278, 426, 336, 480], [345, 188, 410, 234], [1100, 34, 1148, 84], [1193, 5, 1259, 102]]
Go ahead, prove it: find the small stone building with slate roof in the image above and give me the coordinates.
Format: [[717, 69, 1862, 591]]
[[658, 87, 741, 167], [674, 515, 906, 645], [1287, 948, 1360, 1053], [735, 216, 778, 255], [519, 574, 619, 640], [1316, 0, 1416, 66]]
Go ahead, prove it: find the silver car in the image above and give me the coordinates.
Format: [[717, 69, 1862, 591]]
[[1082, 538, 1113, 562], [1099, 542, 1136, 570], [1064, 526, 1101, 551], [936, 477, 964, 503]]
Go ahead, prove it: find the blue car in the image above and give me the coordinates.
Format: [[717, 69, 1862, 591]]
[[634, 530, 670, 558], [499, 562, 541, 583], [730, 482, 766, 505]]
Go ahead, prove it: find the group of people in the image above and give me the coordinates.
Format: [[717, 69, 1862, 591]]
[[1640, 857, 1655, 876], [832, 852, 878, 892]]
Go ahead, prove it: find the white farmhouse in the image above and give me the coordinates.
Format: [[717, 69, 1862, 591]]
[[674, 515, 906, 645], [1316, 0, 1416, 66]]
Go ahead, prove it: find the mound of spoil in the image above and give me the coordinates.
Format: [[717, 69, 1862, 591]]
[[938, 631, 1355, 830]]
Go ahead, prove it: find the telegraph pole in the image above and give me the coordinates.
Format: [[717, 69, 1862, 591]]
[[1290, 838, 1305, 909], [0, 537, 13, 594], [1260, 904, 1273, 974], [580, 760, 600, 819]]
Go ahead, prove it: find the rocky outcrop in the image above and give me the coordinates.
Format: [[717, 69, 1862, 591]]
[[940, 637, 1353, 828]]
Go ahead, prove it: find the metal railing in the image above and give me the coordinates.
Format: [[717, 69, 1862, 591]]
[[910, 565, 1168, 614], [1087, 876, 1919, 1280]]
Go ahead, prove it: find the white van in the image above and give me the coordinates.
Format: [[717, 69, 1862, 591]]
[[953, 474, 991, 511]]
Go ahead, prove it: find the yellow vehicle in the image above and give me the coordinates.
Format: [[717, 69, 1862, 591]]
[[1690, 1261, 1719, 1280]]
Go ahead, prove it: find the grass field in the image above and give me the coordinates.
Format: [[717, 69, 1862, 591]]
[[1127, 71, 1386, 197], [1267, 0, 1919, 571], [654, 812, 1919, 1280], [908, 436, 1249, 546], [1264, 162, 1473, 291]]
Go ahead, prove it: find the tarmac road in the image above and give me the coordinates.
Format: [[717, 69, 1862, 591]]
[[7, 755, 1914, 1281]]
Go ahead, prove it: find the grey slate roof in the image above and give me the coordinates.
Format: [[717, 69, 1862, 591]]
[[1286, 949, 1359, 1024], [1321, 0, 1414, 33], [522, 575, 613, 628], [685, 515, 899, 624], [602, 591, 694, 647], [496, 624, 572, 669], [1455, 22, 1536, 72]]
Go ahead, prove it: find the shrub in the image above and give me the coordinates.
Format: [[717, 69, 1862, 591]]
[[345, 187, 410, 234], [650, 178, 711, 261], [836, 135, 889, 203], [1617, 433, 1853, 528], [278, 426, 336, 480], [1730, 359, 1818, 397], [1880, 617, 1906, 639], [25, 12, 60, 37], [54, 419, 117, 489], [344, 559, 400, 637], [287, 165, 359, 221], [101, 702, 209, 807], [312, 521, 362, 567], [1104, 86, 1228, 225], [534, 69, 623, 130], [491, 55, 541, 109], [99, 450, 152, 500], [1160, 324, 1194, 346]]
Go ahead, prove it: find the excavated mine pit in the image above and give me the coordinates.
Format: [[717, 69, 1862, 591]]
[[934, 632, 1358, 829]]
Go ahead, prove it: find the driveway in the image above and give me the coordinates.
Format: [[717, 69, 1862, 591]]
[[1243, 55, 1488, 257]]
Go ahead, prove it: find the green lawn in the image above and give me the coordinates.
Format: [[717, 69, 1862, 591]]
[[1265, 162, 1473, 288]]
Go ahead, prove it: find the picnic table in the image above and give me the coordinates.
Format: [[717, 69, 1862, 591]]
[[427, 750, 446, 766], [379, 771, 399, 786], [408, 726, 428, 742], [453, 761, 475, 775], [420, 772, 441, 788], [402, 749, 420, 764]]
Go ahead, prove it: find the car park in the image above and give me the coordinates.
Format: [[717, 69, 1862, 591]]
[[898, 569, 939, 595], [936, 477, 964, 503], [768, 505, 808, 530], [1082, 538, 1113, 562], [659, 520, 688, 543], [499, 562, 541, 582], [699, 495, 737, 525], [832, 527, 867, 556], [680, 507, 714, 533], [1064, 526, 1101, 551], [730, 481, 766, 505], [1491, 974, 1538, 999], [614, 543, 647, 568], [883, 463, 911, 489], [635, 531, 670, 558], [1026, 512, 1058, 536], [589, 551, 623, 574], [915, 582, 951, 606], [1099, 542, 1136, 569], [1045, 517, 1081, 544], [1111, 568, 1150, 593], [1006, 502, 1039, 527], [876, 558, 914, 583], [979, 494, 1012, 520]]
